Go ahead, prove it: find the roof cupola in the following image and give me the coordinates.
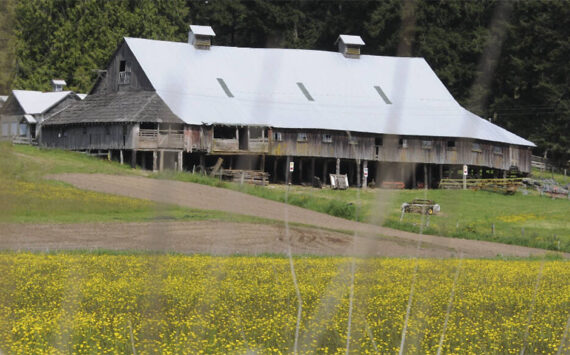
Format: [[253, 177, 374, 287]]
[[335, 35, 365, 59], [189, 25, 216, 50]]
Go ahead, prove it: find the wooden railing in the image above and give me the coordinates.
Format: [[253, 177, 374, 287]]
[[138, 129, 183, 148], [12, 136, 37, 145]]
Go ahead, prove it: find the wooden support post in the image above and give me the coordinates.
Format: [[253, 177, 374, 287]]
[[423, 164, 428, 190], [356, 159, 361, 188], [299, 159, 303, 184], [152, 151, 158, 172], [412, 164, 417, 189], [131, 150, 137, 169], [428, 164, 433, 188], [119, 150, 124, 165], [178, 151, 183, 172], [311, 158, 315, 185], [285, 156, 291, 184], [362, 160, 368, 189], [107, 150, 111, 161], [336, 158, 340, 175], [273, 157, 278, 183], [261, 154, 266, 185], [199, 154, 205, 174], [159, 150, 165, 171], [323, 160, 328, 184]]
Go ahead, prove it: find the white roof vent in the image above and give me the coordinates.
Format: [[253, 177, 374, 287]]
[[51, 79, 67, 92], [335, 35, 365, 59], [189, 25, 216, 50]]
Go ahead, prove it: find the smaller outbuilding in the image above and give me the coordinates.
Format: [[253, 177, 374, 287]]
[[0, 80, 83, 144]]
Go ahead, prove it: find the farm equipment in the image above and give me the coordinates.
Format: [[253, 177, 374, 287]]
[[401, 199, 441, 215]]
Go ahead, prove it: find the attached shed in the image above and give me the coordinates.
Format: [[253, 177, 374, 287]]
[[0, 86, 81, 144]]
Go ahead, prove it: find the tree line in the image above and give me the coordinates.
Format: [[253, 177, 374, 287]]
[[0, 0, 567, 165]]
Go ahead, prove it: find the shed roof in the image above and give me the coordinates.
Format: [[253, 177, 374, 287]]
[[189, 25, 216, 37], [337, 35, 365, 46], [12, 90, 75, 115], [44, 91, 183, 125], [124, 37, 533, 147]]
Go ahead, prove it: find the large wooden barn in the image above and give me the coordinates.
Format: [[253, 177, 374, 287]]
[[42, 25, 534, 188]]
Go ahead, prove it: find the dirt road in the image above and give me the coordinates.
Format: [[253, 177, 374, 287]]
[[38, 173, 562, 258]]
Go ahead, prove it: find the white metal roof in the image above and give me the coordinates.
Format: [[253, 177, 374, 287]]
[[189, 25, 216, 37], [337, 35, 365, 46], [125, 37, 534, 147], [51, 79, 67, 86], [12, 90, 73, 115], [0, 95, 7, 102], [77, 94, 87, 100], [23, 114, 37, 124]]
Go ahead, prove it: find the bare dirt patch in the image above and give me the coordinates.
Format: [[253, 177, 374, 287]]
[[40, 173, 566, 258], [0, 221, 451, 257]]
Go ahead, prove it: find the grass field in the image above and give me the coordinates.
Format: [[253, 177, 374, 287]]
[[0, 252, 568, 354], [3, 143, 569, 251], [529, 167, 569, 186], [0, 143, 265, 224], [155, 171, 570, 252]]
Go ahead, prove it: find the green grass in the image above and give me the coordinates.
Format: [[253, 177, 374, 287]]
[[0, 143, 271, 225], [3, 143, 569, 251], [529, 167, 569, 186], [154, 170, 570, 252]]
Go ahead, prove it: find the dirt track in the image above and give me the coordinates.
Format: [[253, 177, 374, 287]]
[[28, 173, 564, 258]]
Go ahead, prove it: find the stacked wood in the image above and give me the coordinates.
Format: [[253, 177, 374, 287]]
[[439, 178, 523, 195]]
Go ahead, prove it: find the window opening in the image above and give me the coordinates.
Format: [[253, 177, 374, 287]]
[[322, 134, 333, 143], [214, 125, 236, 139], [399, 138, 408, 148], [374, 85, 392, 104], [472, 142, 482, 152], [375, 136, 383, 146], [447, 140, 456, 149], [273, 132, 283, 141], [297, 133, 308, 142], [493, 146, 503, 155], [118, 60, 131, 85], [421, 140, 433, 149]]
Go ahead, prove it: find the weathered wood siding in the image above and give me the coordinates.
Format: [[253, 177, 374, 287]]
[[41, 124, 137, 150], [270, 129, 375, 160], [91, 41, 154, 95]]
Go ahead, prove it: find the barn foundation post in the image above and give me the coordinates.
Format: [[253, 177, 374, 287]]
[[429, 164, 433, 188], [336, 158, 340, 175], [356, 159, 361, 188], [273, 157, 278, 183], [439, 164, 443, 186], [261, 154, 266, 185], [131, 150, 137, 169], [159, 150, 165, 171], [310, 158, 315, 185], [322, 160, 328, 185], [178, 151, 183, 171], [423, 164, 428, 189], [119, 150, 124, 165], [285, 156, 291, 184], [412, 164, 418, 189], [152, 151, 158, 172], [362, 160, 368, 189], [199, 154, 205, 174], [299, 158, 303, 184]]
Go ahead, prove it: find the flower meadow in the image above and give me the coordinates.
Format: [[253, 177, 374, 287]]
[[0, 254, 568, 354]]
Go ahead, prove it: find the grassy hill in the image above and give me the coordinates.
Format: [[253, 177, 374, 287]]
[[0, 143, 262, 224], [3, 143, 569, 251]]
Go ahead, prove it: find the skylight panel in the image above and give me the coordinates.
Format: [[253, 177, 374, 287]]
[[374, 85, 392, 104], [217, 78, 234, 98], [297, 82, 314, 101]]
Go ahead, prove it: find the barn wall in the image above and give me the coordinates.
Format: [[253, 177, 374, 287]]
[[0, 95, 25, 139], [41, 124, 137, 150], [91, 41, 154, 95]]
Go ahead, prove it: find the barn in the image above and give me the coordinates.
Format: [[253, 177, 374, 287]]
[[41, 25, 534, 188], [0, 80, 83, 145]]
